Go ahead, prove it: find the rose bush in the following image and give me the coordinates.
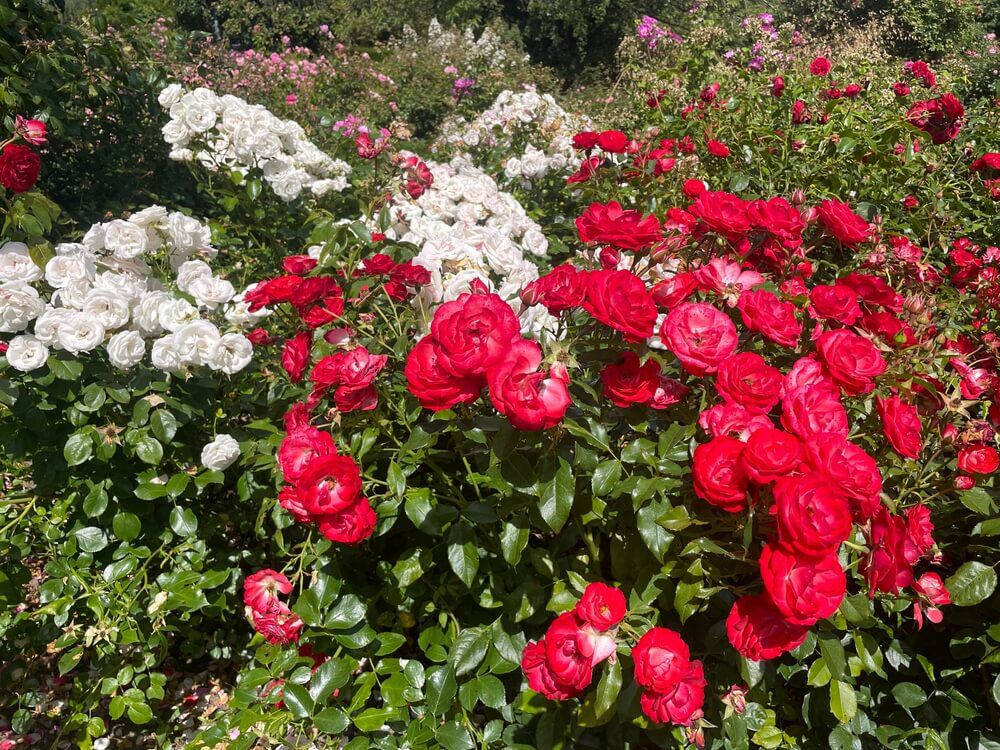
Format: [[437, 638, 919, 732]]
[[3, 6, 1000, 750]]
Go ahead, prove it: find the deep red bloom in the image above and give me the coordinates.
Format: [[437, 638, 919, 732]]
[[576, 582, 627, 630], [864, 507, 919, 595], [774, 472, 852, 557], [430, 292, 520, 377], [639, 660, 706, 726], [522, 264, 587, 313], [805, 434, 883, 520], [876, 395, 923, 459], [404, 337, 483, 412], [632, 627, 690, 693], [243, 569, 293, 614], [706, 139, 730, 157], [816, 329, 887, 395], [0, 143, 41, 192], [601, 351, 659, 407], [583, 270, 658, 341], [297, 453, 363, 515], [576, 201, 662, 250], [760, 543, 846, 625], [737, 289, 802, 348], [817, 199, 870, 245], [726, 594, 809, 660], [809, 284, 861, 325], [597, 130, 628, 153], [281, 331, 312, 383], [741, 428, 803, 484], [957, 444, 999, 475], [781, 382, 849, 439], [487, 340, 570, 431], [715, 352, 783, 414], [907, 93, 964, 144], [809, 56, 831, 76], [660, 302, 739, 376], [692, 436, 749, 512], [316, 496, 376, 544]]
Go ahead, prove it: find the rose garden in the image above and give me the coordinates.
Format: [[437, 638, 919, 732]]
[[2, 0, 1000, 748]]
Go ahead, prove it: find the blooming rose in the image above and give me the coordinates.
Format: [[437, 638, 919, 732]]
[[688, 191, 751, 236], [651, 273, 698, 310], [957, 444, 999, 475], [521, 640, 579, 700], [726, 594, 809, 661], [310, 347, 388, 412], [4, 333, 48, 372], [809, 285, 861, 325], [816, 329, 886, 395], [913, 572, 950, 628], [0, 143, 41, 192], [601, 351, 659, 407], [243, 569, 293, 614], [296, 454, 363, 515], [431, 292, 520, 377], [774, 472, 852, 556], [876, 395, 922, 459], [316, 496, 377, 544], [805, 435, 883, 520], [836, 273, 902, 311], [693, 437, 749, 512], [14, 115, 47, 145], [544, 612, 601, 691], [279, 426, 336, 484], [103, 220, 149, 259], [487, 340, 571, 430], [281, 331, 312, 383], [864, 507, 919, 595], [651, 374, 689, 410], [632, 627, 690, 693], [699, 402, 773, 441], [596, 130, 628, 153], [741, 428, 803, 483], [694, 257, 763, 307], [107, 330, 146, 369], [583, 270, 658, 341], [706, 140, 730, 157], [639, 660, 707, 726], [781, 382, 849, 439], [715, 352, 783, 414], [576, 582, 627, 630], [576, 201, 662, 250], [522, 264, 587, 314], [251, 611, 303, 645], [737, 290, 801, 348], [817, 200, 870, 246], [404, 337, 483, 412], [759, 543, 846, 625], [810, 56, 831, 76], [201, 434, 241, 471], [660, 302, 738, 376]]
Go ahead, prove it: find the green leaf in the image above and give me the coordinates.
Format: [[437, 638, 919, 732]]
[[591, 459, 621, 497], [538, 457, 574, 533], [58, 648, 83, 675], [126, 702, 152, 725], [314, 707, 349, 733], [449, 627, 489, 676], [578, 659, 622, 727], [354, 707, 403, 731], [946, 561, 997, 606], [436, 721, 473, 750], [112, 512, 140, 541], [424, 666, 457, 715], [73, 526, 108, 553], [310, 659, 352, 703], [447, 524, 479, 587], [150, 410, 178, 443], [637, 503, 673, 562], [473, 675, 505, 709], [830, 679, 857, 723], [819, 633, 846, 680], [281, 682, 313, 718], [327, 595, 366, 629], [135, 436, 163, 465], [169, 507, 198, 537], [64, 432, 93, 466], [500, 520, 529, 565], [892, 682, 927, 709], [992, 674, 1000, 707], [48, 357, 83, 380], [83, 485, 108, 517]]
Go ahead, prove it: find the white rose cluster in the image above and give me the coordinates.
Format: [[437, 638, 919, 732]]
[[377, 154, 556, 337], [436, 87, 592, 186], [158, 84, 352, 202], [0, 210, 267, 375]]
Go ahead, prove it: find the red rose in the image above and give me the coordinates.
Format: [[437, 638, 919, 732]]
[[289, 276, 342, 315], [430, 292, 520, 377], [247, 328, 272, 346], [282, 255, 319, 275], [601, 351, 659, 407], [913, 572, 950, 629], [14, 115, 47, 145], [660, 302, 739, 376], [572, 131, 601, 150], [576, 582, 627, 630], [310, 347, 388, 412], [651, 273, 698, 310], [957, 444, 999, 475], [860, 312, 915, 348], [522, 264, 587, 313], [297, 453, 363, 515], [810, 56, 831, 76], [876, 395, 922, 459], [682, 179, 706, 198], [639, 660, 706, 726], [693, 437, 749, 512], [281, 331, 312, 383], [726, 594, 809, 661], [584, 270, 658, 341], [906, 504, 935, 555], [521, 640, 578, 700], [597, 130, 628, 153], [566, 154, 602, 184], [774, 472, 852, 557], [971, 153, 1000, 175], [404, 337, 483, 412], [651, 375, 689, 409], [316, 496, 376, 544], [699, 402, 773, 441], [805, 434, 883, 520], [576, 201, 662, 250], [781, 382, 849, 439], [864, 507, 918, 595], [809, 285, 861, 324], [243, 569, 293, 614], [706, 139, 730, 157], [738, 289, 802, 348], [836, 273, 902, 311], [632, 627, 690, 693], [0, 143, 41, 193], [487, 340, 570, 430], [845, 83, 862, 97], [747, 197, 806, 247], [689, 191, 751, 236], [792, 99, 811, 125], [360, 253, 396, 275], [771, 76, 786, 96], [544, 612, 596, 691], [741, 428, 803, 483], [782, 355, 832, 396], [816, 329, 886, 395], [715, 352, 783, 414], [907, 93, 964, 144], [759, 543, 846, 625], [251, 611, 303, 645], [817, 200, 870, 246], [279, 426, 336, 484]]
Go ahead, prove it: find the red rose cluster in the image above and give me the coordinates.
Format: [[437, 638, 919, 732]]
[[633, 628, 707, 726], [242, 569, 303, 645], [276, 404, 376, 544], [405, 287, 571, 430], [0, 116, 46, 193], [906, 92, 965, 145]]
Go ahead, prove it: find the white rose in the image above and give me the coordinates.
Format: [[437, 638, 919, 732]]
[[82, 289, 131, 330], [172, 320, 220, 365], [167, 212, 212, 254], [0, 282, 46, 333], [56, 312, 106, 353], [6, 334, 49, 372], [81, 224, 106, 253], [128, 205, 168, 229], [93, 271, 147, 304], [150, 334, 182, 372], [162, 118, 191, 146], [210, 332, 253, 374], [175, 259, 213, 293], [184, 100, 218, 133], [53, 278, 92, 310], [34, 307, 71, 346], [189, 275, 235, 309], [267, 168, 306, 201], [158, 83, 184, 109], [107, 330, 146, 369], [45, 252, 95, 288], [503, 157, 523, 180], [201, 434, 240, 471], [0, 242, 42, 282], [133, 290, 169, 335], [520, 227, 548, 257], [441, 269, 493, 302], [157, 296, 198, 332], [480, 232, 522, 275], [169, 147, 193, 162], [103, 220, 149, 259]]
